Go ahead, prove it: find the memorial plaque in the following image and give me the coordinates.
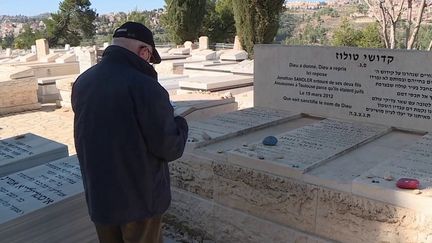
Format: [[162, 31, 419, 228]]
[[187, 107, 300, 148], [0, 155, 82, 224], [353, 133, 432, 210], [228, 119, 389, 177], [0, 134, 68, 177], [255, 45, 432, 131]]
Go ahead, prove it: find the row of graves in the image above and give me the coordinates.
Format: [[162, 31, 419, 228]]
[[2, 45, 432, 242], [166, 45, 432, 242], [0, 90, 243, 242]]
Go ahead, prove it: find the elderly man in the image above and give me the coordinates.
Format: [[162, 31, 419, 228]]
[[72, 22, 189, 243]]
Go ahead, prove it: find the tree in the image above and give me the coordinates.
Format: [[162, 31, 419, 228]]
[[14, 25, 44, 49], [162, 0, 207, 44], [232, 0, 285, 56], [1, 33, 15, 48], [332, 19, 362, 47], [364, 0, 431, 49], [201, 0, 236, 43], [127, 9, 149, 26], [275, 11, 298, 43], [44, 0, 96, 47], [331, 19, 384, 48]]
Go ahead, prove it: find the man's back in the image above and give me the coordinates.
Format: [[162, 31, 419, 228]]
[[72, 45, 188, 225]]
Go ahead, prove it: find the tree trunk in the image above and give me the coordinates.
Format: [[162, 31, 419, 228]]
[[407, 0, 426, 49]]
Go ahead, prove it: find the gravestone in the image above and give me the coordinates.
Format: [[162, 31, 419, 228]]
[[255, 45, 432, 131], [0, 133, 68, 177], [40, 53, 60, 63], [0, 155, 96, 243], [35, 39, 49, 61], [179, 74, 253, 92], [5, 48, 11, 57], [233, 36, 242, 51], [228, 119, 389, 178], [199, 36, 209, 50], [75, 48, 97, 73], [64, 44, 71, 51], [186, 107, 300, 148], [0, 66, 41, 115], [19, 53, 37, 62], [220, 50, 248, 61], [55, 53, 76, 63], [353, 133, 432, 211], [31, 45, 36, 53], [168, 45, 432, 242]]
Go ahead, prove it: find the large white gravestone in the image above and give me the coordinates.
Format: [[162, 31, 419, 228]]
[[0, 133, 68, 177], [0, 156, 96, 243], [255, 45, 432, 131]]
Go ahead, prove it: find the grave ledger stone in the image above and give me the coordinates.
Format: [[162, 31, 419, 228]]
[[0, 133, 68, 177], [0, 155, 96, 243]]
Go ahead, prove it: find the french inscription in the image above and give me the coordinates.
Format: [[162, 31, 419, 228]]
[[256, 46, 432, 131], [231, 119, 389, 172], [0, 156, 83, 224]]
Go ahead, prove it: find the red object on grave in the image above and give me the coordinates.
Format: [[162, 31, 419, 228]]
[[396, 178, 420, 189]]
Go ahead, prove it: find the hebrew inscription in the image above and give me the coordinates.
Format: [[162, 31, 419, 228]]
[[0, 156, 83, 224]]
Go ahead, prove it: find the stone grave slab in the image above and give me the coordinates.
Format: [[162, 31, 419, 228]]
[[56, 75, 78, 108], [40, 53, 60, 63], [173, 97, 237, 121], [0, 133, 68, 177], [179, 74, 253, 92], [0, 155, 96, 243], [220, 50, 248, 61], [168, 48, 190, 55], [255, 45, 432, 131], [231, 59, 254, 75], [55, 53, 76, 63], [188, 49, 216, 61], [186, 107, 300, 149], [158, 74, 189, 91], [228, 119, 390, 179], [37, 75, 72, 103], [353, 133, 432, 212], [0, 155, 81, 224], [19, 53, 37, 62]]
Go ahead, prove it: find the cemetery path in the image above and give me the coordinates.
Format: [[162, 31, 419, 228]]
[[0, 105, 76, 154]]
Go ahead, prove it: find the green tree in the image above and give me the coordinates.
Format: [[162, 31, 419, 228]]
[[331, 19, 362, 47], [1, 33, 15, 48], [232, 0, 285, 56], [126, 9, 149, 26], [201, 0, 236, 43], [275, 11, 298, 43], [357, 23, 384, 48], [286, 22, 328, 45], [44, 0, 96, 47], [14, 25, 44, 49], [162, 0, 207, 44]]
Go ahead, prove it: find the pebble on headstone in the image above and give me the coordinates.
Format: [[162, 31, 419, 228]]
[[262, 136, 278, 146]]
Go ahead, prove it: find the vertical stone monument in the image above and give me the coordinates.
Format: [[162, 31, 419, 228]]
[[5, 48, 11, 57], [35, 39, 49, 61], [75, 47, 97, 73], [199, 36, 209, 50]]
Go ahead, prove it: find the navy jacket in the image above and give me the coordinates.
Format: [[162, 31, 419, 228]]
[[72, 45, 188, 225]]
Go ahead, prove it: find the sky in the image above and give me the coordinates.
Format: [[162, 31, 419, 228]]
[[0, 0, 166, 16]]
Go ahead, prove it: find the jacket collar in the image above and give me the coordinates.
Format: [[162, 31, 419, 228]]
[[102, 45, 158, 79]]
